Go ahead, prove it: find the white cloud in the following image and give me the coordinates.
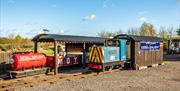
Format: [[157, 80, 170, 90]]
[[83, 14, 96, 21], [59, 29, 64, 34], [138, 11, 149, 22], [139, 16, 147, 22]]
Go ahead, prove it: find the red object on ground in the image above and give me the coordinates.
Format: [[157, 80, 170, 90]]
[[87, 64, 102, 70], [11, 53, 46, 70]]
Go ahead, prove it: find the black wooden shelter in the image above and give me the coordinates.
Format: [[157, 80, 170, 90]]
[[32, 34, 107, 75], [32, 34, 107, 43], [114, 34, 163, 70]]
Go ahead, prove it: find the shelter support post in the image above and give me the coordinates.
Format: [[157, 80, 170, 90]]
[[167, 40, 170, 54], [54, 41, 58, 75], [34, 42, 38, 53], [83, 43, 86, 69]]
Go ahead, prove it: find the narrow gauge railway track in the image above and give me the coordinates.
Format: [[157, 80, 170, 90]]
[[0, 69, 121, 91]]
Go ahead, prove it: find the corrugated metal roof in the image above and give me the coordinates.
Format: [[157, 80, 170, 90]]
[[114, 34, 162, 42], [32, 34, 107, 43]]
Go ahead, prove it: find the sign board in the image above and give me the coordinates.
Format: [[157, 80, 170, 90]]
[[140, 42, 160, 51]]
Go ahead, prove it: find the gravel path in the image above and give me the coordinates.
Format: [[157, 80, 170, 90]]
[[16, 61, 180, 91]]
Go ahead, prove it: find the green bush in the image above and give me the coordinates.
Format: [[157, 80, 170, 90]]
[[22, 45, 33, 49], [0, 45, 6, 51]]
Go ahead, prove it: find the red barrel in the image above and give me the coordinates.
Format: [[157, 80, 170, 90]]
[[11, 53, 46, 70]]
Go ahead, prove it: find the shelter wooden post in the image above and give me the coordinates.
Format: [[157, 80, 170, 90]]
[[104, 40, 106, 46], [34, 42, 38, 53], [167, 40, 170, 54], [83, 42, 86, 68], [54, 41, 58, 75]]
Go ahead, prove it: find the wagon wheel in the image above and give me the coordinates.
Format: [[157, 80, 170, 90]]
[[9, 72, 13, 79], [101, 64, 105, 72], [113, 65, 119, 69], [8, 72, 16, 79], [132, 64, 138, 70], [104, 66, 112, 71], [45, 67, 50, 75]]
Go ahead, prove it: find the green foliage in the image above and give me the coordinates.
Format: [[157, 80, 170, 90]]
[[22, 45, 33, 49], [0, 35, 33, 52], [0, 35, 32, 45], [0, 38, 14, 44], [39, 48, 54, 56], [22, 38, 32, 44], [140, 22, 156, 36], [15, 35, 23, 43], [0, 45, 6, 51]]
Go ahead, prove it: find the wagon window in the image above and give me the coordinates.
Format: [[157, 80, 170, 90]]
[[38, 42, 54, 56], [106, 40, 119, 47]]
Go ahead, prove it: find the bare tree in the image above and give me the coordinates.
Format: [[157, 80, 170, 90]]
[[97, 28, 125, 38], [167, 27, 176, 39], [114, 29, 123, 35], [128, 27, 140, 35], [8, 33, 15, 39], [159, 27, 176, 39], [158, 27, 168, 38]]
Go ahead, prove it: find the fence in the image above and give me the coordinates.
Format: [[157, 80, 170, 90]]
[[0, 52, 11, 74]]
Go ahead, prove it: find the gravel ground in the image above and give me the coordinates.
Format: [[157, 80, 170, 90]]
[[16, 61, 180, 91]]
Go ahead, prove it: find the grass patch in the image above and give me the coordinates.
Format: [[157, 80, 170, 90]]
[[163, 61, 171, 65], [39, 48, 54, 56]]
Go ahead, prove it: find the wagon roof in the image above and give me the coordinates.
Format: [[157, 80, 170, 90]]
[[114, 34, 162, 42], [32, 34, 107, 43]]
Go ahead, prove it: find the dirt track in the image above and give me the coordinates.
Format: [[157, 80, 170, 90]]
[[0, 54, 179, 91], [14, 61, 180, 91]]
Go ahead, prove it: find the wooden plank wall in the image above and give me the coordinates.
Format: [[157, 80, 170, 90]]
[[0, 52, 11, 64], [134, 42, 163, 67], [66, 43, 83, 52]]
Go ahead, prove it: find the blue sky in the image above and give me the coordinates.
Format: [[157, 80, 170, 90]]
[[0, 0, 180, 38]]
